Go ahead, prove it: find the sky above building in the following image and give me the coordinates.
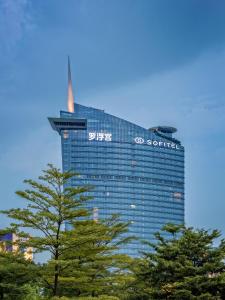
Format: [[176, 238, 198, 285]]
[[0, 0, 225, 233]]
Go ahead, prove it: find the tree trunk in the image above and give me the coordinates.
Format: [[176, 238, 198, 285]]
[[53, 251, 59, 296], [53, 221, 61, 296], [53, 271, 58, 296]]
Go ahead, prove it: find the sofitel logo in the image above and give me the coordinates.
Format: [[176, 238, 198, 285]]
[[134, 137, 144, 144], [134, 137, 180, 150]]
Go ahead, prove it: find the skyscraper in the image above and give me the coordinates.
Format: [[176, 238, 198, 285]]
[[49, 59, 184, 256]]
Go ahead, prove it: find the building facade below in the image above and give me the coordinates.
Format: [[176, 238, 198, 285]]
[[0, 233, 33, 260]]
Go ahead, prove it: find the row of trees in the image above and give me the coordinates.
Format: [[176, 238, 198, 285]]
[[0, 165, 225, 299]]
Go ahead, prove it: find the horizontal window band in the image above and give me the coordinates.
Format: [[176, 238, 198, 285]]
[[69, 143, 184, 157]]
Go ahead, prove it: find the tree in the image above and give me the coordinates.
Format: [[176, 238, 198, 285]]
[[57, 214, 134, 297], [133, 224, 225, 299], [1, 164, 93, 297], [1, 164, 134, 298], [0, 250, 38, 299]]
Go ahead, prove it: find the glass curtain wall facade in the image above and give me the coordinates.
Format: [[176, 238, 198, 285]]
[[49, 103, 184, 256]]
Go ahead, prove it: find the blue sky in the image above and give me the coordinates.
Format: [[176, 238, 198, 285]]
[[0, 0, 225, 233]]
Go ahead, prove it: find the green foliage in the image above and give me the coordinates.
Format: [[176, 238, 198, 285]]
[[50, 296, 119, 300], [1, 164, 134, 298], [3, 164, 225, 299], [76, 296, 119, 300], [56, 214, 134, 297], [1, 164, 93, 297], [133, 224, 225, 299], [0, 251, 38, 299], [21, 284, 42, 300]]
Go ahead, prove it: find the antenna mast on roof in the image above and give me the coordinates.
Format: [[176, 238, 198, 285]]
[[67, 56, 75, 113]]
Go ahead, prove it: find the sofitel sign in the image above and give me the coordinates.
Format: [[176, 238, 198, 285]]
[[87, 132, 180, 150], [134, 137, 180, 150]]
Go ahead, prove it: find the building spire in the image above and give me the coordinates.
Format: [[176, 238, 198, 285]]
[[67, 56, 75, 113]]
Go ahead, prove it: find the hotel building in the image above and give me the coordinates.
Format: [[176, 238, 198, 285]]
[[49, 59, 184, 256]]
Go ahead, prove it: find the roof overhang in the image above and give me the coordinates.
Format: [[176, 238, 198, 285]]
[[48, 117, 87, 134]]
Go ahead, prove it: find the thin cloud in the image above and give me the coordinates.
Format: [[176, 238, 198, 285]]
[[0, 0, 34, 54]]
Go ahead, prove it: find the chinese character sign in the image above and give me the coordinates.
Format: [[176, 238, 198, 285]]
[[96, 133, 105, 141], [88, 132, 96, 140], [88, 132, 112, 142]]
